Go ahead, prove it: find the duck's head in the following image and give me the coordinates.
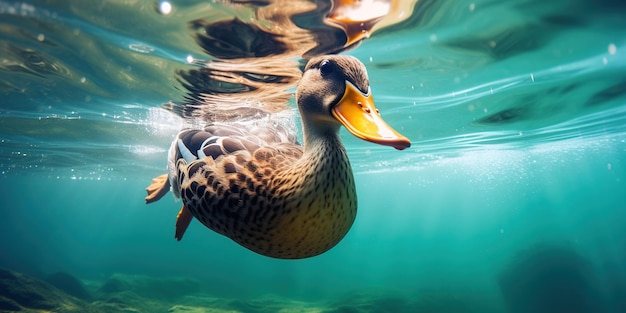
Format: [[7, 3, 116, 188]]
[[297, 55, 411, 150]]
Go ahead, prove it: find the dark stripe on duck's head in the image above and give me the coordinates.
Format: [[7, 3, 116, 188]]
[[305, 55, 370, 94]]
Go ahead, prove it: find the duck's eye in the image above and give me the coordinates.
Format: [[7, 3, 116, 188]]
[[319, 60, 334, 76]]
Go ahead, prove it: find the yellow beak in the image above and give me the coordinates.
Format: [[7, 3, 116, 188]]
[[331, 81, 411, 150]]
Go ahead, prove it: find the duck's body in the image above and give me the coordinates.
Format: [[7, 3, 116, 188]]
[[146, 55, 410, 259]]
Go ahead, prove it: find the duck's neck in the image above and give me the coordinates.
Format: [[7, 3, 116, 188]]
[[296, 120, 354, 194], [301, 119, 343, 156], [293, 118, 356, 215]]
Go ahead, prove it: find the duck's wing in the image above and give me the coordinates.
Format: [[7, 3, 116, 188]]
[[146, 121, 301, 202], [146, 121, 302, 240], [172, 122, 297, 163], [168, 122, 303, 240]]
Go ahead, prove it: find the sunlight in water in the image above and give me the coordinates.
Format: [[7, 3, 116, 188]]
[[145, 107, 183, 134]]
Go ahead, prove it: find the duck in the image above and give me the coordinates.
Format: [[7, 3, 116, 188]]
[[145, 55, 410, 259]]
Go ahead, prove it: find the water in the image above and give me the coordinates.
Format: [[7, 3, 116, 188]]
[[1, 0, 625, 312]]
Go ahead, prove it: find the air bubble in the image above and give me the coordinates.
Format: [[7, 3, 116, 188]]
[[159, 1, 172, 15], [608, 43, 616, 55]]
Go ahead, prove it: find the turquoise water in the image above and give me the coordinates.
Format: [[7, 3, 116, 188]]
[[1, 0, 626, 312]]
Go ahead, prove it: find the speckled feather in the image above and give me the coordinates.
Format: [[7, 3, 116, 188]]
[[174, 122, 356, 259]]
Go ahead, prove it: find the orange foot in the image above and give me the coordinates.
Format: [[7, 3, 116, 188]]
[[175, 206, 193, 241], [145, 174, 170, 204]]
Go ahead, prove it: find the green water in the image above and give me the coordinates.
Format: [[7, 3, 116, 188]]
[[1, 0, 625, 312]]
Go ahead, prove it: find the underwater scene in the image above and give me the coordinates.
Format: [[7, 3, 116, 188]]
[[1, 0, 625, 312]]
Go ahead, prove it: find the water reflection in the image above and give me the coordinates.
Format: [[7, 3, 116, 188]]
[[168, 0, 414, 122]]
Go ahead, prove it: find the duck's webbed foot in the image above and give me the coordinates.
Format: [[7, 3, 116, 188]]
[[145, 174, 170, 204]]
